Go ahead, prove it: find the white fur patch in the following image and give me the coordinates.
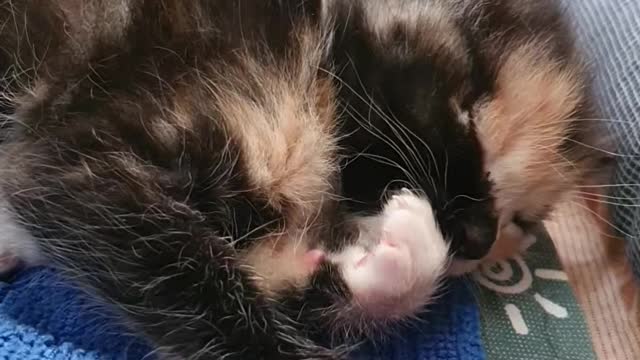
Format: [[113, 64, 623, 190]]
[[332, 190, 449, 319]]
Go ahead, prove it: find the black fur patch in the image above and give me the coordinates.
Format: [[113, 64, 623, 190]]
[[329, 1, 497, 259]]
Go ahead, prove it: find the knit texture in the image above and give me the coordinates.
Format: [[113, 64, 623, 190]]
[[354, 280, 484, 360], [547, 200, 640, 360], [0, 268, 151, 360], [0, 267, 484, 360], [561, 0, 640, 279]]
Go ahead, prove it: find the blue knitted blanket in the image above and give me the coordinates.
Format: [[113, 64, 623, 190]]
[[0, 267, 484, 360]]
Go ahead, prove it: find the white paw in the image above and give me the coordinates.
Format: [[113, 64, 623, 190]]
[[385, 188, 430, 214], [332, 192, 449, 319]]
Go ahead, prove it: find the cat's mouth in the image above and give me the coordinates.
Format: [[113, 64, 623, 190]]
[[448, 219, 550, 276]]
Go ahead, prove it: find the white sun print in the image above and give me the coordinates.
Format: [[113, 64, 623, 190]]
[[472, 235, 569, 335]]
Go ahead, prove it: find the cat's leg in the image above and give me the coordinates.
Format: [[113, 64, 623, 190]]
[[331, 190, 449, 319], [483, 221, 535, 262]]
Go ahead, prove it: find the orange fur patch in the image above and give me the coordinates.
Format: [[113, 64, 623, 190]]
[[227, 76, 338, 294], [212, 44, 338, 225], [475, 41, 584, 223], [485, 222, 527, 262], [220, 86, 337, 214], [241, 233, 316, 297], [212, 32, 338, 295], [363, 0, 468, 68]]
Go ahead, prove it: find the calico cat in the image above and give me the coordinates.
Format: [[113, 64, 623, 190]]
[[0, 0, 611, 359]]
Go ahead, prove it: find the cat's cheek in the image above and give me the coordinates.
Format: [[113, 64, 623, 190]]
[[332, 192, 449, 319]]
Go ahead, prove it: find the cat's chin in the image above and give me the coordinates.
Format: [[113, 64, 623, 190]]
[[330, 191, 449, 320]]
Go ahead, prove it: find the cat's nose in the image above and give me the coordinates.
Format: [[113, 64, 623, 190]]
[[454, 222, 497, 260]]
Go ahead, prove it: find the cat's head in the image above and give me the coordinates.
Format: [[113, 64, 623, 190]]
[[331, 0, 613, 266]]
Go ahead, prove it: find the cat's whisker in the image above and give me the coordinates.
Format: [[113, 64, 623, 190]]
[[568, 200, 637, 239], [547, 117, 634, 125], [572, 190, 640, 201], [342, 105, 423, 188], [381, 100, 442, 180], [227, 219, 282, 248], [341, 60, 440, 190], [531, 143, 580, 172], [343, 107, 417, 172], [537, 134, 637, 157], [443, 193, 488, 211], [577, 183, 640, 189], [572, 195, 640, 208], [357, 150, 420, 186], [320, 67, 433, 191]]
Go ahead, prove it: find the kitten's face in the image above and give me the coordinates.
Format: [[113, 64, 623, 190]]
[[334, 1, 498, 261], [332, 0, 608, 266]]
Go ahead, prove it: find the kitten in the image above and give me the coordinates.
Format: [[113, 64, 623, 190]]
[[0, 1, 445, 358], [0, 0, 612, 359]]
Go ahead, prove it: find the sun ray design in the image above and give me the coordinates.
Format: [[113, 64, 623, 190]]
[[534, 293, 569, 318], [535, 269, 569, 281], [474, 236, 572, 335], [505, 304, 529, 335]]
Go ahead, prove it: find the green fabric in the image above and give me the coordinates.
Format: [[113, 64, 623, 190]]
[[474, 224, 596, 360]]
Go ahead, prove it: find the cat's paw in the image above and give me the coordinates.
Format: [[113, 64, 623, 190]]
[[334, 191, 449, 319], [484, 222, 535, 262]]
